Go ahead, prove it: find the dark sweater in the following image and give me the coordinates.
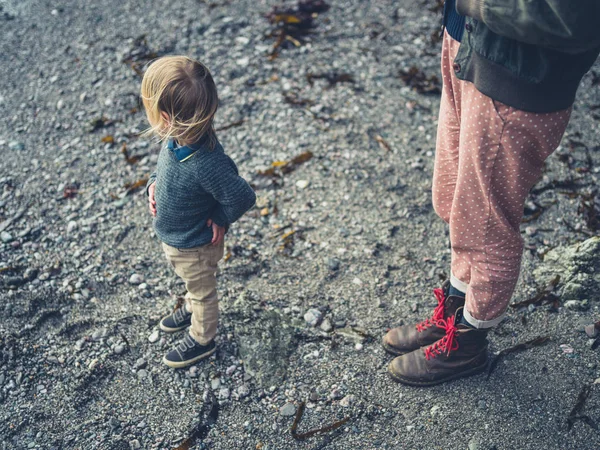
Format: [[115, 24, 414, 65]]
[[146, 137, 256, 248], [444, 0, 465, 42]]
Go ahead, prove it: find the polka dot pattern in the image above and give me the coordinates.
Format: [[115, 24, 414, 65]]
[[432, 32, 571, 323]]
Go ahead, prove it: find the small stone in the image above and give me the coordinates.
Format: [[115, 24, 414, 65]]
[[56, 99, 64, 110], [138, 283, 148, 290], [130, 439, 141, 450], [339, 394, 355, 407], [88, 359, 99, 370], [137, 369, 148, 379], [148, 330, 160, 343], [236, 383, 250, 399], [319, 318, 333, 332], [468, 439, 480, 450], [430, 405, 440, 416], [527, 304, 536, 313], [134, 358, 147, 370], [525, 226, 537, 236], [594, 378, 600, 385], [304, 309, 323, 327], [236, 57, 250, 67], [189, 366, 199, 378], [226, 365, 237, 376], [585, 324, 598, 338], [477, 400, 486, 409], [564, 300, 589, 311], [0, 231, 13, 243], [280, 403, 296, 416], [67, 220, 78, 234], [326, 258, 340, 271], [113, 344, 126, 355], [355, 343, 363, 351], [211, 377, 221, 390], [8, 141, 25, 151], [218, 387, 230, 400], [309, 391, 319, 402], [295, 180, 310, 189], [129, 273, 143, 285]]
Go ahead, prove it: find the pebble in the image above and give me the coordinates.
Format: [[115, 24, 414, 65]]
[[477, 400, 486, 409], [585, 324, 598, 338], [113, 344, 125, 355], [130, 439, 141, 449], [211, 377, 221, 390], [319, 318, 333, 332], [137, 369, 148, 379], [148, 330, 160, 343], [67, 220, 78, 233], [226, 365, 237, 376], [326, 257, 340, 271], [134, 358, 147, 370], [0, 231, 13, 243], [88, 359, 99, 370], [295, 180, 310, 189], [564, 300, 589, 311], [8, 141, 24, 151], [355, 343, 363, 351], [303, 308, 323, 327], [56, 99, 64, 110], [129, 273, 144, 285], [236, 384, 250, 399], [279, 403, 296, 416], [340, 394, 355, 407], [189, 366, 199, 378], [218, 387, 230, 400], [468, 439, 480, 450], [430, 405, 440, 416]]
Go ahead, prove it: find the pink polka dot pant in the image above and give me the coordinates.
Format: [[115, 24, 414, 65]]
[[432, 31, 571, 328]]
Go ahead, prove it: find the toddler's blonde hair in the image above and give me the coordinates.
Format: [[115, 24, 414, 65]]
[[141, 56, 218, 148]]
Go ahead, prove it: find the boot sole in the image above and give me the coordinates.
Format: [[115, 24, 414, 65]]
[[387, 359, 488, 387], [381, 339, 408, 357], [159, 321, 190, 333], [162, 347, 216, 369]]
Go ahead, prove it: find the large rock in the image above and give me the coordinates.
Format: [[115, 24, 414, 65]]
[[228, 291, 299, 387], [533, 237, 600, 302]]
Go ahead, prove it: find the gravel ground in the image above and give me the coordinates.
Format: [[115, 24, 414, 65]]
[[1, 0, 600, 449]]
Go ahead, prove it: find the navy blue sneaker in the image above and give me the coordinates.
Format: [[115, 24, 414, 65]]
[[163, 334, 216, 369], [159, 305, 192, 333]]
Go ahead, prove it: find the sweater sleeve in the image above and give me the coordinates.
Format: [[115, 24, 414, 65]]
[[196, 152, 256, 228], [456, 0, 600, 53], [146, 171, 157, 196]]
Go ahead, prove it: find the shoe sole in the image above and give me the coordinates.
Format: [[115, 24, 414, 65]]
[[159, 321, 190, 333], [381, 338, 408, 357], [162, 347, 216, 369], [387, 359, 488, 387]]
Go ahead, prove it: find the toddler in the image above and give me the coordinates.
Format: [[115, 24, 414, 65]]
[[142, 56, 256, 368]]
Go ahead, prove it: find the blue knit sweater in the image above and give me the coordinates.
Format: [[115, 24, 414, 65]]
[[146, 136, 256, 248]]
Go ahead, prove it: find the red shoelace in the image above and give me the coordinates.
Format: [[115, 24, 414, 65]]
[[424, 315, 459, 360], [415, 287, 446, 332]]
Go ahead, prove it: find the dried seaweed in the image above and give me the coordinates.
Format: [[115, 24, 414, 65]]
[[121, 35, 165, 77], [530, 176, 588, 196], [291, 401, 350, 441], [266, 0, 330, 58], [88, 116, 115, 133], [174, 389, 219, 450], [510, 275, 560, 309], [284, 92, 314, 106], [63, 184, 79, 199], [374, 135, 392, 152], [215, 119, 244, 132], [258, 151, 314, 178], [123, 178, 148, 195], [486, 336, 550, 378], [306, 72, 355, 87], [567, 384, 597, 431], [398, 66, 441, 95], [578, 191, 600, 233], [121, 143, 144, 165]]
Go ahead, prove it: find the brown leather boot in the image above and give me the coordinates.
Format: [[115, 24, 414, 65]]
[[387, 308, 489, 386], [382, 281, 465, 356]]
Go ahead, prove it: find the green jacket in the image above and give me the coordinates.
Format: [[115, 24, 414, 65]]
[[452, 0, 600, 112]]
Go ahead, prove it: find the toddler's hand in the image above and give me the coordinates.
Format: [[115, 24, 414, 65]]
[[148, 182, 157, 217], [207, 219, 225, 246]]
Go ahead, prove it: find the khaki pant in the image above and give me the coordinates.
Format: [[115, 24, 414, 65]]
[[162, 241, 224, 345]]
